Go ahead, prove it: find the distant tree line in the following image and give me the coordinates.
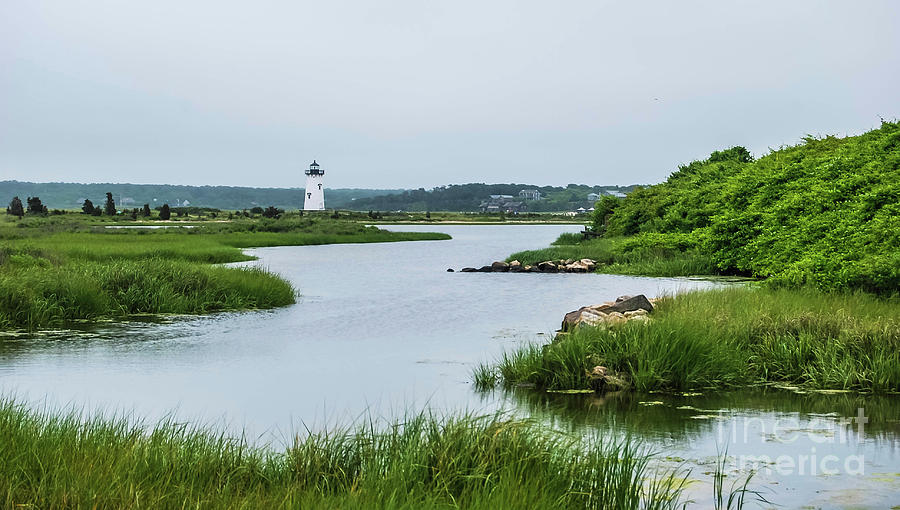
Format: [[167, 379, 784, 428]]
[[1, 181, 641, 212], [0, 181, 404, 210], [7, 192, 294, 222], [349, 183, 638, 212]]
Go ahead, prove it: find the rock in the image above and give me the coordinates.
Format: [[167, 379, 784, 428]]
[[579, 259, 596, 271], [586, 366, 630, 393], [524, 265, 536, 272], [477, 265, 494, 272], [600, 373, 630, 392], [615, 295, 633, 303], [564, 258, 575, 265], [538, 261, 558, 273], [460, 267, 478, 272], [560, 296, 653, 331], [603, 312, 627, 326], [509, 260, 521, 268], [606, 294, 654, 314], [561, 307, 591, 330], [578, 311, 608, 326], [446, 268, 455, 272], [561, 308, 614, 330], [565, 261, 590, 273], [491, 261, 510, 272]]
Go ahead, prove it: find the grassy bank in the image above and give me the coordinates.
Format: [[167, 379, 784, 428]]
[[506, 233, 715, 277], [491, 125, 900, 394], [0, 214, 450, 330], [475, 287, 900, 393], [0, 399, 690, 510]]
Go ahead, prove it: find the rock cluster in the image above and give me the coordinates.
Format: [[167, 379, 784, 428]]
[[561, 294, 657, 394], [460, 258, 597, 273], [560, 294, 656, 331]]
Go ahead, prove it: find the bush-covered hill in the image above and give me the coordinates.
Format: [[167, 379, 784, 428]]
[[594, 121, 900, 293]]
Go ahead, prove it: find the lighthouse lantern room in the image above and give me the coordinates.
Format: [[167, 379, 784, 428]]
[[303, 160, 325, 210]]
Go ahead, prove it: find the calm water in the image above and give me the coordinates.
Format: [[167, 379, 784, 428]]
[[1, 225, 898, 508]]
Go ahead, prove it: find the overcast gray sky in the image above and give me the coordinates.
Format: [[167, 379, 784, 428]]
[[1, 1, 898, 189]]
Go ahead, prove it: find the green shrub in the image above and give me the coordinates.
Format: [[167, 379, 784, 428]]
[[594, 122, 900, 293]]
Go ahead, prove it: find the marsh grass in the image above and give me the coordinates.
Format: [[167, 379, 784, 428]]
[[713, 451, 768, 510], [0, 398, 690, 509], [0, 217, 450, 330], [508, 235, 716, 277], [476, 287, 900, 393], [0, 260, 295, 329]]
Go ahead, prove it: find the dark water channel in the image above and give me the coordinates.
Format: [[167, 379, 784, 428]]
[[1, 225, 897, 508]]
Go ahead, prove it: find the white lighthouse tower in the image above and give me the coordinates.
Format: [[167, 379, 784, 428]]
[[303, 160, 325, 210]]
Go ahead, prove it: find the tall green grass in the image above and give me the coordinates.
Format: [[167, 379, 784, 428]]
[[476, 287, 900, 393], [0, 398, 689, 509], [0, 259, 295, 330]]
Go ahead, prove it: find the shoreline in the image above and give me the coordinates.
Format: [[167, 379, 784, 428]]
[[0, 215, 450, 332]]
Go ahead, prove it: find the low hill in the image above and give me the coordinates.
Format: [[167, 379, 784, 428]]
[[1, 181, 638, 213], [0, 181, 402, 210], [348, 183, 637, 212], [595, 121, 900, 293]]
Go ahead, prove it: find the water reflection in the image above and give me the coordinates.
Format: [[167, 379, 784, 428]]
[[485, 387, 900, 508]]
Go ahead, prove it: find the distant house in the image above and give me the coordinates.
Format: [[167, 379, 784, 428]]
[[590, 190, 628, 200], [480, 196, 526, 214], [519, 189, 542, 200]]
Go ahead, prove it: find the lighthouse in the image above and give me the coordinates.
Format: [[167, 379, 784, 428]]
[[303, 160, 325, 210]]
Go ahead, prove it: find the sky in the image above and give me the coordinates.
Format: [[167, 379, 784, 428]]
[[1, 1, 899, 189]]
